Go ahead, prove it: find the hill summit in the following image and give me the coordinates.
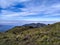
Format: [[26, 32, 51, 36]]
[[22, 23, 46, 28], [0, 22, 60, 45]]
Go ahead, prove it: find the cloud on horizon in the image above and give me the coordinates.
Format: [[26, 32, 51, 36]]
[[0, 0, 60, 25]]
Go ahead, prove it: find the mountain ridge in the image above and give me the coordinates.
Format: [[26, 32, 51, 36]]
[[0, 22, 60, 45]]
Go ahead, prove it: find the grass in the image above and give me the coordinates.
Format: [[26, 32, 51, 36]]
[[0, 22, 60, 45]]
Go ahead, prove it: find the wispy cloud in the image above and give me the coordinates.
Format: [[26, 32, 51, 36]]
[[0, 0, 60, 25], [0, 0, 30, 8]]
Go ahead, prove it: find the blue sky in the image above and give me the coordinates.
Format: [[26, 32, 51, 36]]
[[0, 0, 60, 25]]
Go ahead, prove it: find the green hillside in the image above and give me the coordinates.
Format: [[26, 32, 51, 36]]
[[0, 22, 60, 45]]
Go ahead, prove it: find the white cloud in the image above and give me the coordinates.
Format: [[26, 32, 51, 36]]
[[0, 0, 60, 25], [1, 10, 38, 17], [1, 0, 60, 17], [0, 0, 30, 8]]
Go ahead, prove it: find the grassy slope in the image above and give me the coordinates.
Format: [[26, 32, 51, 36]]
[[0, 22, 60, 45]]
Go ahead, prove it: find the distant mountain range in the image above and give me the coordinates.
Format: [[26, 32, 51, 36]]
[[23, 23, 46, 28], [5, 23, 46, 33], [0, 23, 46, 32]]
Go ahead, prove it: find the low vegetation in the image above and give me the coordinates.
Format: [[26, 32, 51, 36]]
[[0, 22, 60, 45]]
